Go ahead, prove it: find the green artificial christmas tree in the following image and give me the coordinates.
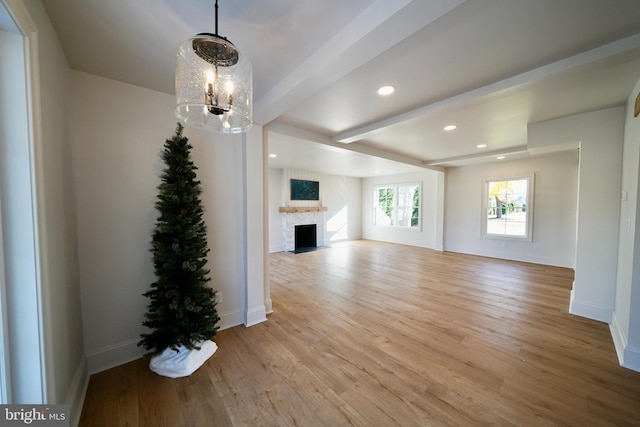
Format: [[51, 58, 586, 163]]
[[139, 123, 220, 358]]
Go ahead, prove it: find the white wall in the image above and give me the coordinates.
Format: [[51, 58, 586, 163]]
[[529, 107, 624, 323], [268, 169, 284, 252], [323, 174, 362, 245], [612, 76, 640, 371], [445, 151, 578, 267], [70, 71, 248, 373], [362, 170, 444, 250], [268, 168, 362, 252]]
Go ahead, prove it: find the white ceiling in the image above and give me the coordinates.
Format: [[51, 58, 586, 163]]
[[41, 0, 640, 176]]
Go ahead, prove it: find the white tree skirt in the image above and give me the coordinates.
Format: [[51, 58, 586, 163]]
[[149, 340, 218, 378]]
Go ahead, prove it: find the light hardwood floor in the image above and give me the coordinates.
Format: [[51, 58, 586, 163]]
[[80, 240, 640, 426]]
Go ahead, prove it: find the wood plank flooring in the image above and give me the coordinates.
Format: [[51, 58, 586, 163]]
[[79, 240, 640, 426]]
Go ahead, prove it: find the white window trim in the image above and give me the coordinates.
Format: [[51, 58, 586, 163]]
[[481, 174, 534, 241], [373, 182, 422, 231], [0, 0, 47, 404]]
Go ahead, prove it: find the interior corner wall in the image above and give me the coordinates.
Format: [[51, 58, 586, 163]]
[[528, 106, 625, 323], [362, 169, 443, 249], [70, 71, 246, 373], [444, 151, 578, 267]]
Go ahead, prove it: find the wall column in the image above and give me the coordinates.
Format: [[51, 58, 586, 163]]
[[243, 124, 267, 326], [528, 107, 625, 323]]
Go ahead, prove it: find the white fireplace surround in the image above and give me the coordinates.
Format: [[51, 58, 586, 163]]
[[281, 211, 324, 252]]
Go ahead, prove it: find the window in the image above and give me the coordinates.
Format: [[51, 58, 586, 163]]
[[374, 183, 421, 229], [482, 175, 534, 240]]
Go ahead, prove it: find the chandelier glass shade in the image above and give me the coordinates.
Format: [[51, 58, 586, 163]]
[[175, 4, 252, 133]]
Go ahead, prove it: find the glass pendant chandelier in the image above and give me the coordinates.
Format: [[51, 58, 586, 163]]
[[175, 0, 252, 133]]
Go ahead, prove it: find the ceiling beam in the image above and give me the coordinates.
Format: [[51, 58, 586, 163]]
[[333, 33, 640, 144], [266, 121, 444, 172], [424, 146, 529, 167], [253, 0, 466, 126]]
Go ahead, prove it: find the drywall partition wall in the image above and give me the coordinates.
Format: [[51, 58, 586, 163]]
[[70, 71, 247, 373], [4, 0, 86, 416], [445, 151, 578, 267], [71, 72, 173, 373], [191, 127, 246, 330], [362, 170, 443, 249], [528, 107, 625, 323], [611, 77, 640, 372], [269, 168, 362, 252], [268, 169, 284, 252]]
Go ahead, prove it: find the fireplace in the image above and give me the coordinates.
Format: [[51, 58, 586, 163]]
[[294, 224, 317, 253], [279, 207, 326, 252]]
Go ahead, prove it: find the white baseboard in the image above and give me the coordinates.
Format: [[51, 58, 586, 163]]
[[610, 312, 627, 363], [67, 356, 89, 427], [610, 312, 640, 373], [218, 309, 244, 331], [622, 345, 640, 372], [443, 245, 574, 268], [245, 305, 267, 327], [264, 297, 273, 314], [86, 310, 244, 374], [86, 338, 144, 374], [569, 289, 612, 323]]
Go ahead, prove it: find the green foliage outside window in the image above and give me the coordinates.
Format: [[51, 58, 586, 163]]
[[374, 183, 421, 229], [378, 187, 394, 221], [411, 188, 420, 227]]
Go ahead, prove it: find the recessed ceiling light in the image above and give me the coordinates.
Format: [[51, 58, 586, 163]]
[[477, 144, 487, 148], [497, 156, 505, 160], [269, 153, 277, 158], [377, 85, 395, 96], [444, 124, 457, 131]]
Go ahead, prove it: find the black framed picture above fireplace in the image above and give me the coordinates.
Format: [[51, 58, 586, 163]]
[[290, 179, 319, 201]]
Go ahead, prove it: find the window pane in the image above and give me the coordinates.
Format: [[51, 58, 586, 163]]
[[411, 186, 419, 227], [397, 207, 410, 227], [374, 184, 420, 229], [485, 177, 531, 238], [375, 187, 394, 226]]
